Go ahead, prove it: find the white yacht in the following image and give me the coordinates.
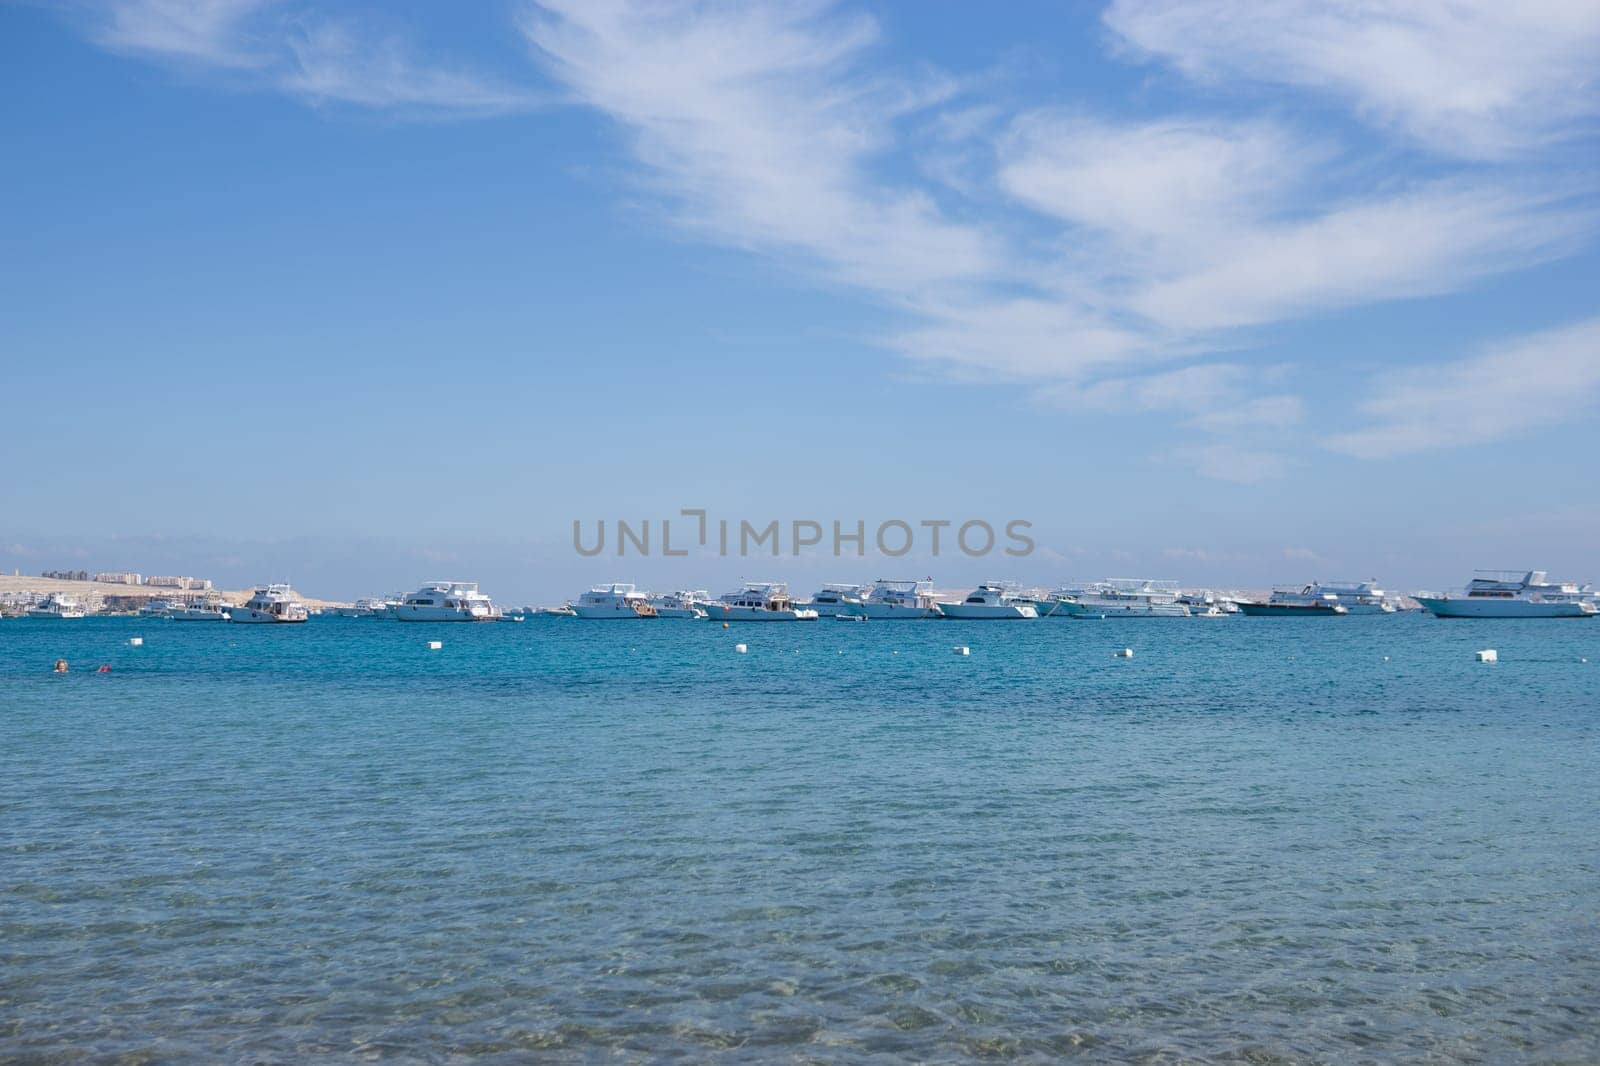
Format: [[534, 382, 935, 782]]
[[1050, 579, 1192, 618], [702, 582, 819, 621], [802, 583, 869, 617], [939, 584, 1038, 619], [226, 584, 309, 624], [169, 599, 229, 621], [1305, 580, 1397, 614], [138, 599, 178, 617], [1177, 590, 1238, 616], [573, 583, 657, 619], [27, 593, 85, 619], [1237, 587, 1348, 617], [1416, 570, 1596, 619], [858, 579, 943, 619], [393, 581, 499, 622], [647, 590, 709, 619]]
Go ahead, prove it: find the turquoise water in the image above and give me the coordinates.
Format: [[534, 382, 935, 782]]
[[2, 614, 1596, 1062]]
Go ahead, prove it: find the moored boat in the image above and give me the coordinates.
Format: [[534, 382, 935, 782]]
[[1051, 579, 1191, 618], [1415, 570, 1596, 619], [939, 584, 1038, 619], [26, 593, 85, 619], [574, 583, 658, 619], [648, 590, 709, 619], [702, 582, 819, 621], [857, 579, 943, 619], [169, 598, 229, 621], [1305, 580, 1396, 614], [226, 584, 309, 624], [801, 583, 869, 617], [1237, 587, 1348, 616], [393, 581, 499, 622]]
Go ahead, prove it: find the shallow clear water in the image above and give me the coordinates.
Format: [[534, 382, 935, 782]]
[[2, 613, 1597, 1063]]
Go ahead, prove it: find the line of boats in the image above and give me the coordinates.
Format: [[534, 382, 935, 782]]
[[14, 570, 1596, 623], [555, 570, 1599, 621]]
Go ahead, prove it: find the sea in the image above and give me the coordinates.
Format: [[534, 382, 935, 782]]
[[1, 612, 1596, 1063]]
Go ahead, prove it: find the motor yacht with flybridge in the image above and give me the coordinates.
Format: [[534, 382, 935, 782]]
[[1304, 580, 1396, 614], [169, 597, 229, 621], [1048, 579, 1191, 618], [648, 590, 709, 619], [573, 583, 658, 618], [1415, 570, 1596, 618], [701, 582, 819, 621], [227, 584, 309, 624], [801, 584, 869, 617], [938, 583, 1039, 619], [392, 581, 499, 622], [858, 579, 943, 619], [27, 593, 85, 619]]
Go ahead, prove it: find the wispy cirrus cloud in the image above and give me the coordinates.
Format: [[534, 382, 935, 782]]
[[62, 0, 1600, 476], [519, 0, 1596, 479], [1103, 0, 1600, 159], [82, 0, 539, 116], [1327, 317, 1600, 459]]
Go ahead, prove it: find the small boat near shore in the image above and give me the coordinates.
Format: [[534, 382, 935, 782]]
[[169, 599, 229, 621], [1416, 570, 1596, 619], [27, 593, 85, 619]]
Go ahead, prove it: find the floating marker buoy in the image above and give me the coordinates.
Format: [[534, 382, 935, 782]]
[[1114, 648, 1133, 658], [428, 640, 442, 650], [1476, 649, 1497, 663], [1383, 656, 1390, 662], [953, 646, 969, 656], [97, 664, 110, 673], [128, 637, 143, 647], [722, 622, 730, 629], [735, 643, 747, 654]]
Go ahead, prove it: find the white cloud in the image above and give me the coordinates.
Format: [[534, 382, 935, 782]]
[[1104, 0, 1600, 159], [280, 21, 537, 116], [998, 113, 1312, 255], [522, 0, 998, 296], [1327, 317, 1600, 459], [1184, 444, 1291, 483], [93, 0, 271, 68], [84, 0, 536, 116], [64, 0, 1600, 475]]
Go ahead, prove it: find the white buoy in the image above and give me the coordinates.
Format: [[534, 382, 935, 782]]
[[1383, 656, 1390, 662], [1476, 649, 1497, 663], [128, 637, 143, 647], [1114, 648, 1133, 658], [735, 643, 747, 654], [428, 640, 442, 650], [953, 645, 969, 656]]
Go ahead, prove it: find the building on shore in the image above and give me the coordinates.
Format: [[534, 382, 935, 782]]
[[93, 572, 143, 585], [147, 576, 212, 590]]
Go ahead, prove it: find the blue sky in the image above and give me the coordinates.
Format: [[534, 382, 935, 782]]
[[3, 0, 1598, 603]]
